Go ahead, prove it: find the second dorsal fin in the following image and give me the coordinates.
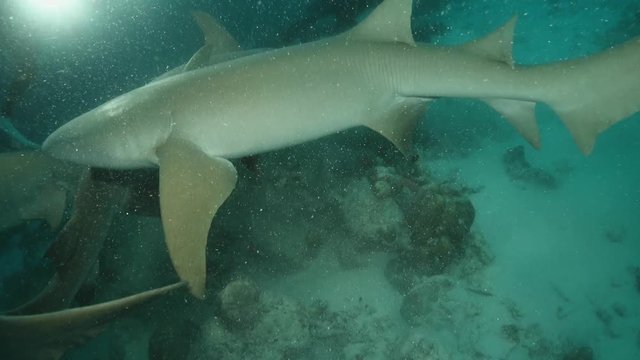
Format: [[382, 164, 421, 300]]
[[460, 16, 517, 67], [347, 0, 415, 45], [192, 11, 239, 52]]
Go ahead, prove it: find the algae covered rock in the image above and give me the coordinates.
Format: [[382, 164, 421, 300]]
[[193, 280, 310, 359], [385, 184, 476, 292], [251, 293, 311, 354], [399, 275, 456, 327], [148, 319, 200, 360], [405, 186, 475, 246], [502, 145, 558, 190], [219, 278, 263, 331], [339, 177, 411, 251]]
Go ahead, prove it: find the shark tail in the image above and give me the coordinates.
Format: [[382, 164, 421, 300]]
[[459, 17, 640, 154], [540, 36, 640, 154], [458, 17, 543, 149]]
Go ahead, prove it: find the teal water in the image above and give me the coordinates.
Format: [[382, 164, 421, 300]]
[[1, 0, 639, 359]]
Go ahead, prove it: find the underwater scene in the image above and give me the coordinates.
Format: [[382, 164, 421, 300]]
[[1, 0, 640, 359]]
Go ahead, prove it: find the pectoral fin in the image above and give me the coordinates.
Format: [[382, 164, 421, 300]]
[[157, 138, 237, 298], [365, 98, 429, 156]]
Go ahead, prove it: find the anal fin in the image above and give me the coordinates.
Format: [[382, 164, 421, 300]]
[[484, 98, 540, 148], [157, 137, 237, 298]]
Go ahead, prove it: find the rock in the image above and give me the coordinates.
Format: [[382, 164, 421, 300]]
[[219, 278, 263, 331], [369, 165, 402, 198], [503, 145, 558, 190], [561, 345, 594, 360], [399, 275, 455, 326], [149, 319, 200, 360], [191, 318, 244, 360], [395, 332, 452, 360], [340, 177, 411, 251], [195, 286, 310, 359], [405, 188, 475, 247], [251, 293, 311, 353], [306, 298, 399, 359], [385, 186, 476, 292]]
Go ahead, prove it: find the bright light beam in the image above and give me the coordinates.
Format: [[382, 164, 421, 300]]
[[17, 0, 87, 28]]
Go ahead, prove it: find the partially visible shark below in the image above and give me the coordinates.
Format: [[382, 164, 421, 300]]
[[0, 11, 231, 235], [0, 13, 225, 358], [0, 151, 80, 233], [0, 116, 39, 151], [0, 165, 186, 359], [43, 0, 640, 298], [0, 281, 186, 360]]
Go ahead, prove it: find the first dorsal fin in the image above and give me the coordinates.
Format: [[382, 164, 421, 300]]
[[185, 11, 240, 72], [347, 0, 415, 45], [192, 11, 239, 52], [460, 16, 517, 68]]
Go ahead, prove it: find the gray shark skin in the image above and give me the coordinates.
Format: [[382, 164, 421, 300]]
[[42, 0, 640, 298]]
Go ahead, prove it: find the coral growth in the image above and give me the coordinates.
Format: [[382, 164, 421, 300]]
[[400, 184, 475, 276], [192, 279, 404, 360], [334, 159, 477, 288], [193, 280, 310, 360], [339, 177, 411, 252], [399, 275, 456, 327]]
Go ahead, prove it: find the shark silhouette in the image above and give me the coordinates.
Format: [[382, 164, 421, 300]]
[[43, 0, 640, 298], [0, 151, 78, 233], [0, 282, 185, 360]]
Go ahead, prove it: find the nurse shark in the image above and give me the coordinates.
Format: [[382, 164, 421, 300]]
[[43, 0, 640, 298]]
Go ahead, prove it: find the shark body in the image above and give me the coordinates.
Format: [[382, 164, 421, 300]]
[[43, 0, 640, 297], [0, 151, 79, 233], [0, 282, 186, 360]]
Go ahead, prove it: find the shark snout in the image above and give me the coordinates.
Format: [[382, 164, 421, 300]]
[[42, 128, 81, 162], [42, 118, 117, 168], [42, 125, 90, 164], [43, 111, 163, 169]]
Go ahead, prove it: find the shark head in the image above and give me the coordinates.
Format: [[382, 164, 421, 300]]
[[43, 110, 112, 167], [43, 85, 172, 169]]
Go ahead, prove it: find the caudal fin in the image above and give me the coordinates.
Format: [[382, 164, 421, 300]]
[[543, 36, 640, 154]]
